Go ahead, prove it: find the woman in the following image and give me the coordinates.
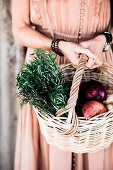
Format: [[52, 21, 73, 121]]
[[11, 0, 113, 170]]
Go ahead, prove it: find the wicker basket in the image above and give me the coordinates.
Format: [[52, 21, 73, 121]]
[[34, 54, 113, 153]]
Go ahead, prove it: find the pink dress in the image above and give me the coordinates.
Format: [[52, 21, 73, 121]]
[[14, 0, 113, 170]]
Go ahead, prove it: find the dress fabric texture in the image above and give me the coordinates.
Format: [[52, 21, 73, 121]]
[[14, 0, 113, 170]]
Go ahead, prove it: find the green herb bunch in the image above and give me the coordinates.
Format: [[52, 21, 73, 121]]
[[16, 49, 69, 115]]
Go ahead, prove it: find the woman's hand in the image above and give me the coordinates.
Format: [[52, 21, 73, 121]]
[[59, 35, 106, 69], [58, 41, 96, 68], [80, 35, 106, 69]]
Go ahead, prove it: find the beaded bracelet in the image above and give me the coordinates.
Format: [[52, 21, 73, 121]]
[[51, 39, 66, 56]]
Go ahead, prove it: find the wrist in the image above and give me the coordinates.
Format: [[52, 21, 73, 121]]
[[44, 37, 52, 50], [102, 32, 112, 52], [58, 40, 67, 53], [51, 39, 66, 56], [96, 35, 106, 45]]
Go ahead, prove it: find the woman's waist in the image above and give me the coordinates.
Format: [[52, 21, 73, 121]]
[[34, 25, 108, 43]]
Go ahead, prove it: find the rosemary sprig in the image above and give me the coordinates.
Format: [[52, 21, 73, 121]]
[[16, 49, 69, 115]]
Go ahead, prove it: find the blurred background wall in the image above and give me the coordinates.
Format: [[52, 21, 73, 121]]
[[0, 1, 24, 170]]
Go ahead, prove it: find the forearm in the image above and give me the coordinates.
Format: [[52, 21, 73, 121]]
[[13, 25, 52, 50]]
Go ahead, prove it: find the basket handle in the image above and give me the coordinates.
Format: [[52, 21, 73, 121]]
[[56, 54, 88, 134]]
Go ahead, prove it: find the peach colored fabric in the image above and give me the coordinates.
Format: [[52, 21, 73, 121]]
[[14, 0, 113, 170]]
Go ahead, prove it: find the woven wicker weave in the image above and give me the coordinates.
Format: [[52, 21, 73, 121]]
[[34, 54, 113, 153]]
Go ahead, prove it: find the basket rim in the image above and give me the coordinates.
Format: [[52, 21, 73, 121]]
[[34, 106, 113, 123]]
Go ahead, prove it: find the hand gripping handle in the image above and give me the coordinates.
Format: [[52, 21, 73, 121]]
[[56, 54, 88, 135]]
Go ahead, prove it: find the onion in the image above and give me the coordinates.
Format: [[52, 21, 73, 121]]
[[78, 80, 107, 103]]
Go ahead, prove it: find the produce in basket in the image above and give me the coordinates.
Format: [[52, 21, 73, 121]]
[[78, 80, 107, 104], [16, 49, 69, 115], [16, 49, 108, 120], [82, 101, 107, 119], [76, 80, 108, 118], [104, 94, 113, 110]]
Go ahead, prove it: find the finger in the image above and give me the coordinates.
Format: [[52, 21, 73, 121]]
[[85, 61, 102, 69], [85, 57, 95, 69], [83, 48, 96, 60], [72, 64, 77, 68], [77, 47, 96, 64], [85, 64, 99, 70], [94, 58, 102, 66], [83, 48, 102, 67], [74, 45, 96, 61], [91, 62, 102, 69]]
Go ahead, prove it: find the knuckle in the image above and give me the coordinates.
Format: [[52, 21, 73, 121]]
[[72, 64, 77, 68]]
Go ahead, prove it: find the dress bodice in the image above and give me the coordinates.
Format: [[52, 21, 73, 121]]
[[30, 0, 111, 41]]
